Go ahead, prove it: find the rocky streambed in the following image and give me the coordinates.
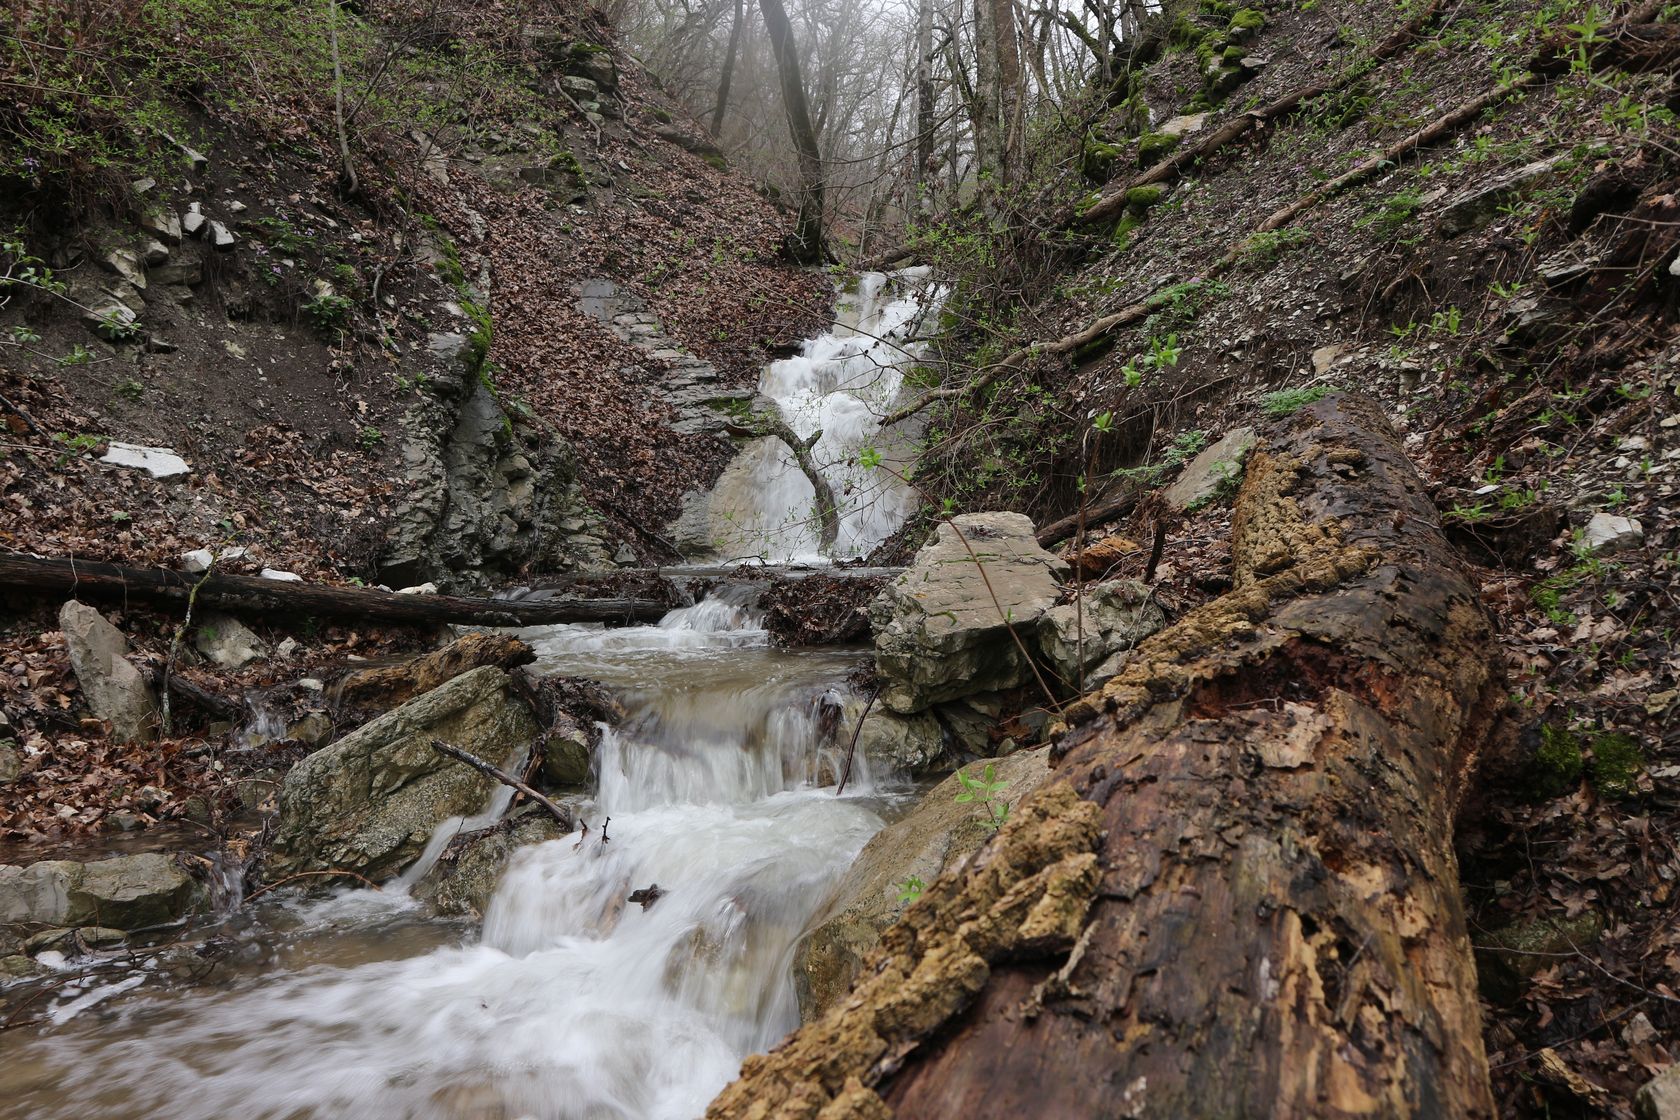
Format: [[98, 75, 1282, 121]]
[[0, 509, 1168, 1120]]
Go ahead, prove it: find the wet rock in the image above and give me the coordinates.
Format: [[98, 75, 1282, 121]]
[[848, 705, 947, 777], [1038, 579, 1166, 691], [1585, 512, 1643, 553], [870, 512, 1069, 714], [793, 747, 1053, 1018], [182, 202, 207, 238], [193, 613, 268, 669], [267, 666, 540, 882], [334, 632, 534, 714], [1638, 1065, 1680, 1120], [1162, 426, 1255, 511], [58, 601, 158, 744], [0, 954, 44, 980], [208, 220, 237, 250], [539, 711, 593, 787], [0, 853, 202, 931], [412, 808, 565, 917]]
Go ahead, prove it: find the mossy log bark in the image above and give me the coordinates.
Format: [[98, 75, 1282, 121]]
[[707, 393, 1501, 1119]]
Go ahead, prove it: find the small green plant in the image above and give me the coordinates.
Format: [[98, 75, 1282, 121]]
[[302, 293, 354, 335], [114, 377, 144, 400], [1358, 188, 1424, 239], [896, 876, 926, 903], [954, 761, 1011, 832], [1262, 385, 1334, 416], [57, 344, 93, 366], [359, 426, 384, 450]]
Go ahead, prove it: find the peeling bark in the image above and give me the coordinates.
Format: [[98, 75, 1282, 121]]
[[707, 394, 1501, 1119]]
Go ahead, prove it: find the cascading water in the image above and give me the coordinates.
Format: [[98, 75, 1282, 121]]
[[686, 268, 947, 563], [0, 591, 898, 1120], [0, 276, 942, 1120]]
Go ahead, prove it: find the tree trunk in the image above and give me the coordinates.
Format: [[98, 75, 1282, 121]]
[[0, 553, 668, 627], [710, 0, 744, 136], [915, 0, 935, 208], [759, 0, 825, 263], [707, 393, 1501, 1118]]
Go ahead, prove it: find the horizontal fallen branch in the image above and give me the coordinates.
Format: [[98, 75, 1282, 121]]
[[431, 738, 573, 830], [0, 553, 668, 627]]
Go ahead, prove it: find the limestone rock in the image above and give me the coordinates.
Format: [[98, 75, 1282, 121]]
[[1158, 112, 1206, 138], [1038, 579, 1166, 691], [1439, 155, 1567, 237], [0, 740, 21, 784], [1585, 512, 1643, 553], [208, 220, 237, 250], [99, 246, 148, 290], [58, 601, 158, 743], [412, 809, 565, 917], [193, 613, 268, 669], [182, 202, 207, 238], [793, 747, 1053, 1018], [0, 853, 202, 930], [870, 512, 1068, 714], [101, 443, 190, 479], [1638, 1065, 1680, 1120], [267, 666, 540, 882], [140, 205, 182, 244], [1162, 426, 1256, 511]]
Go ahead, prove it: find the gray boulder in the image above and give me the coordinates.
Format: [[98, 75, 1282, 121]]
[[1037, 579, 1166, 691], [59, 601, 158, 743], [793, 747, 1053, 1018], [849, 704, 947, 777], [538, 712, 593, 788], [0, 853, 202, 931], [267, 666, 539, 882], [412, 809, 565, 917], [870, 512, 1068, 714]]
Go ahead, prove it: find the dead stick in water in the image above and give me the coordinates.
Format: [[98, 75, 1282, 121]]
[[836, 685, 879, 796], [431, 739, 573, 830]]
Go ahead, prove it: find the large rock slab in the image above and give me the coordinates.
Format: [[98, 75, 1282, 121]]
[[0, 853, 202, 930], [870, 512, 1068, 713], [793, 747, 1053, 1019], [268, 666, 539, 882], [1162, 426, 1255, 512], [58, 601, 158, 743]]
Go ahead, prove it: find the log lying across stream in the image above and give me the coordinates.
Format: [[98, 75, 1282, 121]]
[[708, 393, 1502, 1118], [0, 553, 669, 626]]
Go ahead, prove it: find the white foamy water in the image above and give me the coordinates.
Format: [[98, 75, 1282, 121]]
[[0, 590, 896, 1120], [693, 268, 946, 563]]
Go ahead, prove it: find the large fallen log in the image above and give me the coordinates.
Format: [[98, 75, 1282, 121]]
[[708, 393, 1502, 1118], [0, 553, 668, 627]]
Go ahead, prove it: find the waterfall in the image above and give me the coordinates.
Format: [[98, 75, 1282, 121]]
[[682, 267, 947, 563]]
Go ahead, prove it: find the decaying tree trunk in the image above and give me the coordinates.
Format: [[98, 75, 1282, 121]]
[[707, 393, 1502, 1118], [0, 553, 668, 627]]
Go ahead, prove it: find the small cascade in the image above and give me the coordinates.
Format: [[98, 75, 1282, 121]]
[[685, 268, 947, 563], [2, 589, 897, 1120]]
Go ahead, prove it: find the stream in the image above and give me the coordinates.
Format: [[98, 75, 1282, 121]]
[[0, 271, 941, 1120]]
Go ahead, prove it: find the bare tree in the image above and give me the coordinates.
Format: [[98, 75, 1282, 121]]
[[710, 0, 744, 134], [759, 0, 826, 262]]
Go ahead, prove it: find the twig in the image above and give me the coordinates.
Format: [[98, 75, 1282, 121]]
[[0, 389, 44, 438], [430, 738, 573, 829], [160, 561, 216, 737], [837, 684, 879, 795]]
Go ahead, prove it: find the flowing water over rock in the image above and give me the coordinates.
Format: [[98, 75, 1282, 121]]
[[1, 590, 901, 1120], [675, 268, 946, 562]]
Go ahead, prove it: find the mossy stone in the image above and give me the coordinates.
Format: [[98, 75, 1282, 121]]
[[1589, 732, 1644, 799], [1125, 185, 1166, 212], [1526, 723, 1583, 800], [1138, 131, 1181, 167], [1229, 7, 1265, 36], [1082, 137, 1127, 183]]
